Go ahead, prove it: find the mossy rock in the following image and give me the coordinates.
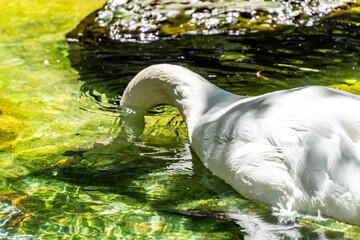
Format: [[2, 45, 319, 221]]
[[67, 0, 358, 44]]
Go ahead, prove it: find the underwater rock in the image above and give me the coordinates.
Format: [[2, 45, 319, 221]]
[[67, 0, 357, 44]]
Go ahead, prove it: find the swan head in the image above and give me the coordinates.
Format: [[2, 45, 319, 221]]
[[118, 105, 145, 139]]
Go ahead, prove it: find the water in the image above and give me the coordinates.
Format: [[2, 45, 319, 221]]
[[1, 0, 360, 239]]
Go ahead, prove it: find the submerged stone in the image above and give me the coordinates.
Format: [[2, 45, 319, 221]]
[[67, 0, 357, 43]]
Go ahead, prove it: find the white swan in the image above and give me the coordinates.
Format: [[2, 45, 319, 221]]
[[120, 64, 360, 225]]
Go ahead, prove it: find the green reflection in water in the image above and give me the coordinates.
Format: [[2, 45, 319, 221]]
[[0, 0, 114, 178]]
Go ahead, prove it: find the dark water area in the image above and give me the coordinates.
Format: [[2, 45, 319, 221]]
[[68, 7, 360, 103]]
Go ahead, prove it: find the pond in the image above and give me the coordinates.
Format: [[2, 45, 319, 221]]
[[1, 0, 360, 239]]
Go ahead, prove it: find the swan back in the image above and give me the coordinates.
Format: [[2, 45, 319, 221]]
[[191, 86, 360, 224]]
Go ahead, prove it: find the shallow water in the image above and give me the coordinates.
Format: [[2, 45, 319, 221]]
[[1, 0, 360, 239]]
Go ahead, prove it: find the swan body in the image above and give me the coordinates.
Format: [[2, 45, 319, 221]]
[[120, 64, 360, 225]]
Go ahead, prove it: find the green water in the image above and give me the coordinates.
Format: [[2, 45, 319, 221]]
[[1, 0, 360, 239]]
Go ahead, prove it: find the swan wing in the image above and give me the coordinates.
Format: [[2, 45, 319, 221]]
[[192, 86, 360, 224]]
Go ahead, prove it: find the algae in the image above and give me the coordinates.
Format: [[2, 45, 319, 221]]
[[0, 0, 114, 180]]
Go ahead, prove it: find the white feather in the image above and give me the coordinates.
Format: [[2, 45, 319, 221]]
[[121, 64, 360, 225]]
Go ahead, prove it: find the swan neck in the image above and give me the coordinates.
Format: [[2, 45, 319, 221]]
[[120, 64, 239, 136]]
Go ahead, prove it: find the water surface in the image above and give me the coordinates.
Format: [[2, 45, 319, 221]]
[[0, 0, 360, 239]]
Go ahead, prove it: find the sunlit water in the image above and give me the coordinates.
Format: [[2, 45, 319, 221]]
[[1, 0, 360, 239]]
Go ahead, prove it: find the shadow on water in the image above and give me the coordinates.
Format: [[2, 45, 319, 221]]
[[32, 141, 343, 239], [23, 138, 254, 238], [38, 139, 237, 208], [67, 9, 360, 100]]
